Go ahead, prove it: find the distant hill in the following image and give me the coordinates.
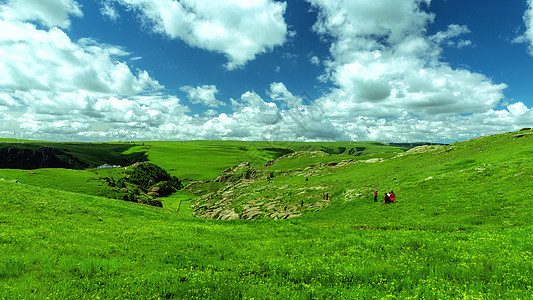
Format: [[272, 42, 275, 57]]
[[0, 142, 147, 169], [128, 140, 408, 180], [0, 140, 407, 175]]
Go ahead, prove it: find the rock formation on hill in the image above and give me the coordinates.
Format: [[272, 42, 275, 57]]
[[187, 156, 342, 221]]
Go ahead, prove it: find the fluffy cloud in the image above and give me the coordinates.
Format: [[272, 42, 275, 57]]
[[0, 0, 82, 28], [430, 24, 470, 44], [0, 0, 185, 141], [515, 0, 533, 55], [310, 56, 320, 65], [0, 92, 17, 109], [6, 90, 193, 141], [268, 82, 302, 109], [4, 82, 532, 143], [0, 21, 162, 95], [100, 0, 121, 22], [309, 0, 433, 46], [180, 85, 225, 107], [230, 91, 281, 126], [110, 0, 289, 69], [430, 24, 472, 48], [336, 104, 533, 143], [306, 0, 508, 121], [195, 85, 346, 141]]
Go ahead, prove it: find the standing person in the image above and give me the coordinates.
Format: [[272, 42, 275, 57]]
[[383, 193, 391, 204], [374, 190, 378, 202], [390, 191, 396, 203]]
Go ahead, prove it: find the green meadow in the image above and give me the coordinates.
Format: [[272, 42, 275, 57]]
[[0, 130, 532, 299], [125, 140, 405, 180]]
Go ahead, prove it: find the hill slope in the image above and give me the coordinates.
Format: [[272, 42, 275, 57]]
[[188, 130, 533, 227], [0, 130, 532, 299], [0, 140, 405, 180], [0, 142, 146, 169], [125, 140, 407, 180]]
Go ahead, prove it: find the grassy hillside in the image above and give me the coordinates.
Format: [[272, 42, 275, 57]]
[[0, 140, 404, 208], [0, 140, 404, 180], [126, 140, 406, 180], [0, 131, 532, 298], [0, 168, 117, 199], [186, 130, 532, 226]]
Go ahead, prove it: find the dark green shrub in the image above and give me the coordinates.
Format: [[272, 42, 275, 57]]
[[126, 163, 182, 191], [116, 178, 127, 189], [123, 192, 136, 202], [169, 176, 183, 190]]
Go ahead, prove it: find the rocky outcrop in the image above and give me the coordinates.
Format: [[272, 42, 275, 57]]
[[188, 161, 333, 221], [218, 209, 240, 220], [213, 161, 258, 183], [264, 151, 329, 167], [241, 206, 263, 220], [135, 195, 162, 207], [395, 145, 443, 158], [147, 181, 174, 197], [190, 199, 312, 221], [335, 160, 355, 167], [360, 158, 384, 163]]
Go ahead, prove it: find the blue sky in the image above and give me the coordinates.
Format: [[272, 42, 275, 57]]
[[1, 0, 533, 143]]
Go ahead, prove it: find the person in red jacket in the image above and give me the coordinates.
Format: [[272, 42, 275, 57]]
[[390, 191, 396, 203], [383, 193, 391, 204], [374, 190, 378, 202]]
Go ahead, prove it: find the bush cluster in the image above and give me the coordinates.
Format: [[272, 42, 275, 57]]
[[125, 163, 183, 192]]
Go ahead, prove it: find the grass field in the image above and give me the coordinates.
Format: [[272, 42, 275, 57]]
[[0, 131, 532, 299], [0, 168, 117, 199], [123, 140, 406, 180]]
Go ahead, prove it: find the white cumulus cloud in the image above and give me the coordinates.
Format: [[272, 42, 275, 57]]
[[306, 0, 508, 120], [7, 90, 193, 142], [514, 0, 533, 55], [180, 85, 225, 108], [0, 0, 190, 142], [268, 82, 302, 109], [0, 21, 162, 95], [111, 0, 289, 69], [0, 0, 83, 29]]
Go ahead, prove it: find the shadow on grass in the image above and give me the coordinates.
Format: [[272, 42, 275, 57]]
[[0, 142, 147, 170]]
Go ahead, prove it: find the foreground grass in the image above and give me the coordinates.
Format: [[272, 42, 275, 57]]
[[1, 181, 531, 299]]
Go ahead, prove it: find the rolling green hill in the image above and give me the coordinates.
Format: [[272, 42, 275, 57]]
[[0, 130, 532, 299], [187, 129, 533, 226], [124, 140, 407, 180]]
